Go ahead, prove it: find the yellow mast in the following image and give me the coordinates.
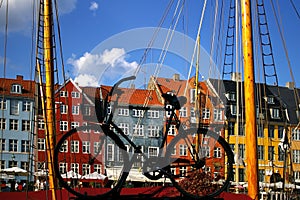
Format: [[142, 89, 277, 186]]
[[43, 0, 57, 199], [240, 0, 259, 199]]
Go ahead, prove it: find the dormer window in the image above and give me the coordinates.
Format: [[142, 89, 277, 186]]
[[267, 96, 275, 104], [225, 92, 236, 101], [11, 84, 22, 94]]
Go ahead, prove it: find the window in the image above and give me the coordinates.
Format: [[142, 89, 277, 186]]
[[293, 150, 300, 164], [133, 124, 144, 136], [107, 144, 114, 161], [21, 140, 30, 152], [9, 119, 18, 130], [293, 129, 300, 141], [214, 109, 222, 121], [259, 170, 265, 182], [238, 144, 245, 159], [278, 146, 285, 161], [60, 140, 68, 152], [22, 120, 31, 131], [82, 141, 90, 154], [165, 105, 172, 118], [294, 171, 300, 182], [202, 146, 210, 157], [238, 123, 245, 136], [119, 123, 129, 135], [71, 122, 79, 129], [148, 125, 160, 137], [168, 124, 176, 135], [9, 139, 18, 152], [60, 91, 68, 97], [59, 163, 67, 174], [268, 146, 274, 161], [278, 126, 284, 139], [270, 108, 280, 119], [190, 89, 196, 103], [268, 125, 274, 138], [179, 107, 187, 117], [267, 96, 275, 104], [71, 163, 79, 174], [226, 92, 236, 101], [0, 118, 6, 130], [148, 147, 159, 157], [1, 139, 5, 151], [238, 168, 245, 182], [71, 91, 80, 98], [11, 84, 22, 94], [9, 160, 17, 168], [258, 145, 264, 160], [0, 99, 7, 110], [179, 144, 187, 156], [10, 100, 19, 115], [71, 140, 79, 153], [214, 147, 221, 158], [82, 164, 90, 175], [148, 110, 159, 118], [22, 101, 31, 111], [94, 164, 102, 174], [94, 142, 101, 154], [118, 108, 129, 116], [60, 104, 68, 114], [60, 121, 68, 131], [72, 105, 80, 115], [21, 162, 29, 171], [179, 166, 187, 177], [132, 109, 144, 117], [228, 122, 235, 135], [257, 124, 264, 137], [37, 138, 45, 151], [202, 108, 210, 119], [190, 107, 196, 123], [83, 106, 91, 116], [230, 105, 237, 115], [0, 160, 5, 170], [38, 119, 44, 130]]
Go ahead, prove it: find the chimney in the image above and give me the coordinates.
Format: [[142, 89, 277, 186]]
[[231, 72, 242, 82], [285, 82, 295, 89], [16, 75, 23, 80], [173, 74, 180, 81]]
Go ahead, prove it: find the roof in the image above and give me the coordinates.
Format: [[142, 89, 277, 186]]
[[0, 75, 35, 98]]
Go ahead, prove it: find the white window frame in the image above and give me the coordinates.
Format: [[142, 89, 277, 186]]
[[60, 91, 68, 97], [71, 163, 79, 174], [9, 119, 18, 130], [22, 101, 31, 111], [60, 104, 68, 114], [10, 100, 19, 115], [82, 141, 90, 154], [71, 140, 79, 153], [119, 123, 129, 135], [179, 144, 187, 156], [214, 109, 222, 121], [37, 138, 45, 151], [202, 108, 210, 119], [11, 84, 22, 94], [71, 91, 80, 98], [60, 140, 68, 152], [72, 105, 80, 115], [148, 146, 159, 157], [71, 121, 80, 129], [22, 120, 31, 131], [59, 163, 67, 174], [132, 109, 144, 117], [148, 125, 160, 137], [82, 164, 90, 175], [60, 121, 68, 131], [148, 110, 159, 118], [168, 124, 176, 136], [179, 107, 187, 117], [133, 124, 144, 136], [107, 144, 114, 161], [118, 108, 129, 116]]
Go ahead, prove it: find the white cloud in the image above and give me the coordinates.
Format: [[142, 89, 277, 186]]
[[0, 0, 77, 33], [89, 2, 99, 11], [68, 48, 138, 86], [74, 74, 98, 87]]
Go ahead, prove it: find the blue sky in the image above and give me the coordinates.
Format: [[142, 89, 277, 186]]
[[0, 0, 299, 87]]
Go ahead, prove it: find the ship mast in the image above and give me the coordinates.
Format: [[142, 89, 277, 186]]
[[240, 0, 259, 199], [43, 0, 57, 199]]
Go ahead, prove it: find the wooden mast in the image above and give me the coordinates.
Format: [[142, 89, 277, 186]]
[[43, 0, 57, 199], [240, 0, 259, 199]]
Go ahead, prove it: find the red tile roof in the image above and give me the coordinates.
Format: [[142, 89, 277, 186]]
[[0, 75, 35, 98]]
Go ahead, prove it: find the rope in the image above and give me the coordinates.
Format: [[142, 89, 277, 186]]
[[184, 0, 208, 96]]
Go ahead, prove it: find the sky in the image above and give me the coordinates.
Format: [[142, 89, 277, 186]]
[[0, 0, 300, 88]]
